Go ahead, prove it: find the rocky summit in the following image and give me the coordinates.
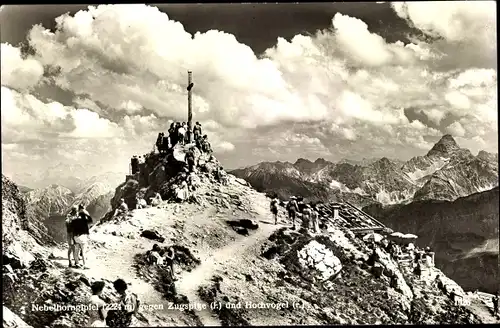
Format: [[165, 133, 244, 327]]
[[3, 134, 499, 328]]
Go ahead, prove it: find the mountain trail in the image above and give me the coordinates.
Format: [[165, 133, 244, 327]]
[[176, 218, 284, 326], [47, 189, 285, 326]]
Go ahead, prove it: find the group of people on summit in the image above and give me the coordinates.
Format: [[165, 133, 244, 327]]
[[155, 121, 212, 154]]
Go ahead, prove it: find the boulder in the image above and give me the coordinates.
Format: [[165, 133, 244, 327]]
[[3, 242, 35, 269], [226, 219, 259, 230], [297, 240, 342, 281], [140, 230, 165, 243], [238, 219, 259, 230]]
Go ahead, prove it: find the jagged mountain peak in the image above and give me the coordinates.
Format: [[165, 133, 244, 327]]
[[294, 158, 313, 165], [314, 158, 331, 165], [477, 150, 498, 162], [427, 134, 460, 157]]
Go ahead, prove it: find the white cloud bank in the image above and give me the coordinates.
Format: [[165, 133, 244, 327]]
[[1, 2, 497, 178]]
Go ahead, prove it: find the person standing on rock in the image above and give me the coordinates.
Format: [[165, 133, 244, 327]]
[[286, 196, 299, 230], [270, 196, 279, 225], [65, 206, 79, 267], [168, 122, 176, 147], [70, 205, 93, 269], [193, 121, 202, 141], [178, 123, 186, 145]]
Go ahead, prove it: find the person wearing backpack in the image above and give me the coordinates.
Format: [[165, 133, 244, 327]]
[[270, 196, 279, 225], [107, 279, 140, 327], [286, 196, 299, 230]]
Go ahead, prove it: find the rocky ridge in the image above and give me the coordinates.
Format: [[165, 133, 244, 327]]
[[231, 135, 498, 206]]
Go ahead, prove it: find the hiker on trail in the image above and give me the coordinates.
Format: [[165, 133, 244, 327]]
[[70, 205, 93, 269], [270, 196, 279, 225], [150, 192, 162, 207], [185, 147, 196, 172], [65, 206, 79, 267], [135, 196, 147, 209], [310, 205, 320, 233], [301, 204, 312, 231], [106, 279, 140, 327], [193, 122, 202, 141], [114, 198, 129, 217], [178, 123, 186, 145], [164, 246, 176, 281], [286, 196, 299, 230], [88, 281, 108, 327]]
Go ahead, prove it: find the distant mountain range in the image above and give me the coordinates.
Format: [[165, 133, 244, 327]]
[[7, 163, 124, 194], [231, 135, 498, 206], [22, 179, 116, 243], [363, 187, 499, 294]]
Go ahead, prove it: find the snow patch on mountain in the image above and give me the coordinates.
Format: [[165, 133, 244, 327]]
[[375, 188, 415, 205], [405, 157, 450, 182], [329, 179, 367, 196]]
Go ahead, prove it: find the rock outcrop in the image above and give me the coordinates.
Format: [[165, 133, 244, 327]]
[[297, 240, 342, 280]]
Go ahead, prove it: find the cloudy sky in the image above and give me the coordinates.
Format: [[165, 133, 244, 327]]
[[1, 2, 497, 181]]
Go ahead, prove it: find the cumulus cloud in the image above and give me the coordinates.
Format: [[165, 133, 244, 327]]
[[1, 43, 44, 90], [392, 1, 496, 69], [446, 121, 466, 137], [1, 2, 497, 177], [1, 86, 123, 142]]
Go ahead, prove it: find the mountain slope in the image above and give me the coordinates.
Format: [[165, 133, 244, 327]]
[[413, 149, 498, 201], [231, 135, 498, 205], [363, 187, 499, 294], [2, 175, 55, 248]]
